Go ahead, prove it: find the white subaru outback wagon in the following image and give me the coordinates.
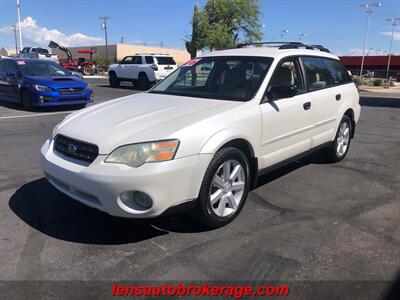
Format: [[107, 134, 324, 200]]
[[41, 42, 360, 227]]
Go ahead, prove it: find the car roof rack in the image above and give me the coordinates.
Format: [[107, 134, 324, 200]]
[[237, 41, 330, 53]]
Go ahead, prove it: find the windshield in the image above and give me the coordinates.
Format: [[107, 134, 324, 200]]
[[17, 60, 71, 76], [156, 56, 176, 65], [150, 56, 273, 101]]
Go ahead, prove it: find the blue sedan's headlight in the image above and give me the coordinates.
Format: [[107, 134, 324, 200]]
[[34, 84, 52, 92]]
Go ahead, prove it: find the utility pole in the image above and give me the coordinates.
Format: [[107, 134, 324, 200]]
[[120, 37, 124, 44], [385, 17, 400, 82], [16, 0, 23, 51], [12, 25, 18, 54], [359, 2, 381, 77], [160, 41, 164, 48], [100, 16, 110, 57]]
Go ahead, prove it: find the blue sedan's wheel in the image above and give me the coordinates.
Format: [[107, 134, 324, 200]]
[[21, 90, 33, 110]]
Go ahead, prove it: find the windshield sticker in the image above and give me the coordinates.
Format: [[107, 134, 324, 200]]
[[17, 60, 25, 65], [184, 58, 201, 67]]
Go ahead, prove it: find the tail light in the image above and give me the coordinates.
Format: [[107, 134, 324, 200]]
[[151, 64, 158, 71]]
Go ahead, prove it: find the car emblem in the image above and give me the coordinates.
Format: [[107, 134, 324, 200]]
[[69, 88, 75, 92], [67, 144, 77, 154]]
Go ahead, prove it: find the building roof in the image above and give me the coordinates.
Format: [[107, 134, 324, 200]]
[[340, 55, 400, 68]]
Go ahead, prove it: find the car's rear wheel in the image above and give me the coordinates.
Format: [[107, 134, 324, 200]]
[[82, 65, 94, 76], [21, 89, 33, 110], [109, 72, 120, 88], [323, 115, 352, 163], [194, 147, 250, 228], [137, 73, 150, 90]]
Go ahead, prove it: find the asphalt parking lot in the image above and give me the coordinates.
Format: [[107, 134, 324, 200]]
[[0, 78, 399, 296]]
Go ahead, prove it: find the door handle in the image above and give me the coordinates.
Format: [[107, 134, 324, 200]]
[[303, 102, 311, 110], [336, 94, 341, 101]]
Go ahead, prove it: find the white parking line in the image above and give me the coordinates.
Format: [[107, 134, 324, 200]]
[[0, 111, 72, 120]]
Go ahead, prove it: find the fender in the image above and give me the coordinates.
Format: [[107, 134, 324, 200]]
[[199, 127, 260, 157]]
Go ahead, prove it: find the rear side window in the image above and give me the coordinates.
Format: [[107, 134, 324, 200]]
[[156, 56, 176, 65], [302, 56, 334, 91], [322, 59, 352, 85], [145, 56, 154, 64], [132, 56, 143, 64]]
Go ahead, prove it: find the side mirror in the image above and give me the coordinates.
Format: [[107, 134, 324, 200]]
[[267, 85, 297, 101]]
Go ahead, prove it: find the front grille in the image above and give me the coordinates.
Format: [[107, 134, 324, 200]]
[[54, 135, 99, 163], [59, 87, 84, 95]]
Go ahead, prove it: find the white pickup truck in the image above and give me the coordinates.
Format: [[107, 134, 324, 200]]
[[19, 47, 59, 63], [108, 54, 177, 90]]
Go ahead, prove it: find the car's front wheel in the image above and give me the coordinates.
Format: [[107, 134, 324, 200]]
[[195, 147, 250, 228], [21, 89, 33, 110], [109, 72, 120, 88]]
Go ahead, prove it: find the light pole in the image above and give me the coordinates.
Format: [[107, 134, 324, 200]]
[[280, 29, 288, 40], [299, 33, 307, 42], [359, 2, 381, 77], [385, 17, 400, 81], [12, 25, 18, 54], [100, 16, 111, 57], [16, 0, 23, 52]]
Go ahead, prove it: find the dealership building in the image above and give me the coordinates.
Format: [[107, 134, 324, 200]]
[[52, 43, 191, 65], [340, 55, 400, 78]]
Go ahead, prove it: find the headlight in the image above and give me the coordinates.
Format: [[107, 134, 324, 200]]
[[85, 83, 92, 90], [105, 140, 179, 167], [34, 84, 52, 92]]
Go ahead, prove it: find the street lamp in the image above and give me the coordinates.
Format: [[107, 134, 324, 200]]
[[385, 17, 400, 81], [262, 24, 267, 40], [280, 29, 288, 40], [299, 33, 307, 42], [16, 0, 23, 51], [359, 2, 382, 77]]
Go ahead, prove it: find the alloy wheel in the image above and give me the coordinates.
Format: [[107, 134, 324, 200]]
[[209, 159, 245, 218]]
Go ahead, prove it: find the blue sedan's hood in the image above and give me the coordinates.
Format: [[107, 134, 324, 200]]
[[24, 76, 87, 88]]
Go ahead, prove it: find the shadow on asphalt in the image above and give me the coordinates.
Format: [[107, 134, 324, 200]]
[[360, 97, 400, 108], [9, 151, 329, 245], [0, 100, 85, 112], [98, 84, 141, 91], [9, 178, 210, 245]]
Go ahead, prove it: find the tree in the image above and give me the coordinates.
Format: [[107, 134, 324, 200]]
[[186, 0, 263, 54], [185, 3, 204, 58]]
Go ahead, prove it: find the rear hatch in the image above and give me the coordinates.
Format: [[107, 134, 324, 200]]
[[155, 56, 177, 78]]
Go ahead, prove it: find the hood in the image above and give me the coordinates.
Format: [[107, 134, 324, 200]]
[[56, 92, 241, 154], [24, 76, 87, 88]]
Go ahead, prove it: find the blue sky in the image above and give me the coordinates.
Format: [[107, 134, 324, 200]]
[[0, 0, 399, 55]]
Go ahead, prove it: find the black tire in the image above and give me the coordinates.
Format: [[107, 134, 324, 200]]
[[323, 115, 352, 163], [109, 72, 120, 88], [194, 147, 250, 228], [137, 73, 150, 90], [21, 89, 33, 110], [82, 65, 94, 76]]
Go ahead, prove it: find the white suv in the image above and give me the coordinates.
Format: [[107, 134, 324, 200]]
[[108, 54, 177, 90], [41, 43, 360, 227]]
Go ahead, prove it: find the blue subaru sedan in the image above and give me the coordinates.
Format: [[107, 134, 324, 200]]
[[0, 58, 93, 109]]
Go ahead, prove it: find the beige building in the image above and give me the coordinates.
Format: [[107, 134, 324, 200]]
[[52, 43, 190, 65]]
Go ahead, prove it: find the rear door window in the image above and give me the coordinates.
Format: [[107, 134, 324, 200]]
[[302, 56, 335, 91], [156, 57, 176, 65], [132, 56, 143, 64], [322, 58, 352, 85], [145, 56, 154, 64]]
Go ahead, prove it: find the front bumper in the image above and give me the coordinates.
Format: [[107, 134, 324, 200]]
[[31, 88, 93, 106], [40, 138, 211, 218]]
